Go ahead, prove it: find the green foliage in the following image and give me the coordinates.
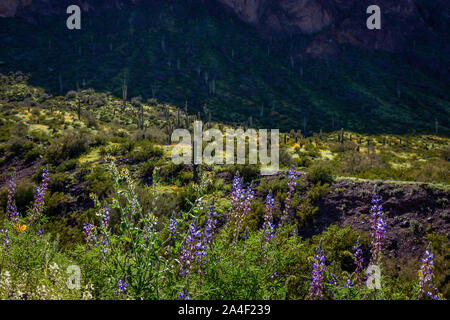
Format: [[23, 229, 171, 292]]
[[307, 161, 335, 184]]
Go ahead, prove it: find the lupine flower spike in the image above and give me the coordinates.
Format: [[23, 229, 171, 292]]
[[262, 192, 276, 242], [370, 188, 386, 262], [168, 217, 178, 240], [6, 173, 19, 222], [418, 244, 440, 300], [230, 175, 254, 241], [115, 279, 128, 299], [179, 223, 206, 278], [204, 198, 218, 245], [178, 287, 189, 300], [0, 228, 11, 256], [310, 242, 326, 300], [353, 236, 365, 286], [31, 168, 50, 224], [282, 167, 297, 225]]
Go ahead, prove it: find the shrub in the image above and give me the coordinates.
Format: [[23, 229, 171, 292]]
[[45, 130, 94, 165], [25, 147, 41, 163], [307, 161, 335, 184], [85, 166, 113, 199], [130, 140, 164, 162]]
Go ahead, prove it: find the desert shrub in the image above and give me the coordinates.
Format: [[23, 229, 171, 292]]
[[139, 159, 156, 180], [330, 141, 357, 153], [130, 140, 164, 162], [338, 151, 386, 177], [65, 90, 77, 99], [279, 147, 295, 167], [178, 170, 194, 184], [427, 233, 450, 299], [142, 126, 168, 144], [56, 159, 78, 173], [296, 197, 318, 224], [159, 163, 185, 181], [224, 164, 259, 184], [0, 182, 35, 216], [48, 172, 69, 192], [307, 161, 335, 184], [85, 166, 113, 199], [295, 154, 313, 168], [255, 177, 288, 205], [44, 191, 71, 217], [25, 147, 41, 163], [7, 136, 34, 156], [306, 182, 331, 203], [410, 159, 450, 184], [440, 146, 450, 161], [120, 139, 136, 154], [29, 129, 50, 143], [45, 130, 94, 165]]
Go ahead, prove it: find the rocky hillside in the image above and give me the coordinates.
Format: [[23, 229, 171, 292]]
[[1, 0, 448, 53]]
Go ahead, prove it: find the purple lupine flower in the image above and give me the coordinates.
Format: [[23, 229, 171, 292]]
[[344, 276, 353, 289], [282, 168, 297, 225], [179, 223, 206, 278], [370, 191, 386, 262], [353, 237, 365, 286], [418, 245, 439, 300], [327, 276, 337, 298], [262, 193, 276, 242], [287, 167, 297, 193], [115, 279, 128, 299], [204, 198, 217, 245], [310, 245, 326, 300], [31, 168, 50, 223], [0, 228, 11, 256], [100, 207, 110, 229], [83, 223, 96, 246], [168, 218, 178, 240], [191, 223, 207, 266], [6, 174, 19, 222], [37, 229, 44, 238], [177, 287, 189, 300], [230, 175, 254, 239]]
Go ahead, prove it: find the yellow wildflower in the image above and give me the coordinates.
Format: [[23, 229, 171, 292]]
[[14, 223, 27, 233]]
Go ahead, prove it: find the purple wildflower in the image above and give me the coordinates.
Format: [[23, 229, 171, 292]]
[[262, 193, 275, 242], [418, 245, 439, 300], [168, 218, 178, 240], [310, 245, 326, 300], [287, 167, 297, 193], [230, 175, 254, 239], [31, 168, 50, 223], [37, 229, 44, 238], [99, 207, 110, 229], [353, 237, 365, 286], [0, 228, 11, 256], [282, 168, 297, 224], [370, 191, 386, 262], [6, 174, 19, 222], [83, 223, 96, 246], [204, 198, 217, 245], [344, 276, 353, 289], [179, 223, 206, 278], [115, 279, 128, 299], [177, 287, 189, 300]]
